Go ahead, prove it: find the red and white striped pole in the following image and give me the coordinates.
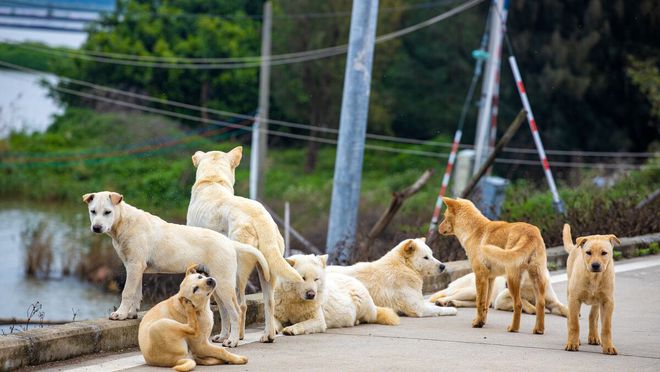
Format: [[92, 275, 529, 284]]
[[508, 55, 565, 213], [428, 129, 462, 233]]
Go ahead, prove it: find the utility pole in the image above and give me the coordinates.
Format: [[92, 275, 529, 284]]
[[326, 0, 379, 264], [249, 1, 272, 200], [473, 0, 507, 174]]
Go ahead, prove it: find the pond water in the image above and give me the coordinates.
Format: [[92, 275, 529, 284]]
[[0, 202, 119, 333], [0, 70, 62, 138]]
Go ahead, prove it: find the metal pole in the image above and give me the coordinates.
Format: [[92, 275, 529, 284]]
[[284, 201, 290, 257], [473, 0, 507, 174], [326, 0, 379, 264], [508, 56, 565, 214], [249, 1, 272, 200]]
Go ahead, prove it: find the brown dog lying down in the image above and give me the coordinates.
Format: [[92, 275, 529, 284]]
[[138, 265, 247, 371], [439, 197, 549, 334], [563, 224, 619, 355], [430, 270, 568, 317]]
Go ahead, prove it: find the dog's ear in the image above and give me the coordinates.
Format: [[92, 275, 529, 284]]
[[402, 239, 416, 256], [109, 192, 123, 205], [419, 237, 426, 243], [82, 193, 94, 204], [607, 235, 621, 245], [576, 236, 589, 248], [186, 264, 198, 275], [442, 197, 457, 210], [192, 151, 205, 167], [319, 254, 329, 268], [285, 257, 297, 267], [228, 146, 243, 168]]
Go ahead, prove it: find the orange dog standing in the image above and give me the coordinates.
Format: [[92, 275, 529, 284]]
[[438, 197, 548, 334], [563, 224, 619, 355]]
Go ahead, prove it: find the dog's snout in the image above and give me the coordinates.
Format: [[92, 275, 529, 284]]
[[305, 290, 316, 300], [438, 263, 446, 272], [206, 277, 216, 287], [92, 225, 102, 233], [591, 262, 601, 271]]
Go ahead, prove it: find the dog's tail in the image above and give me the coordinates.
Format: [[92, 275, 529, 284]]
[[235, 243, 271, 282], [562, 224, 575, 253], [481, 242, 536, 267], [255, 224, 303, 283], [374, 306, 400, 325]]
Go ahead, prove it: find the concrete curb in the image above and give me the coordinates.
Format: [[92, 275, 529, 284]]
[[1, 233, 658, 370], [0, 293, 264, 371]]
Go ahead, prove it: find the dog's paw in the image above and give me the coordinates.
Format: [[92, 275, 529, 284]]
[[602, 344, 617, 355], [232, 355, 248, 365], [471, 318, 485, 328], [222, 337, 239, 348], [178, 296, 194, 308], [109, 311, 128, 321], [533, 327, 544, 335], [211, 333, 228, 344], [564, 342, 580, 352], [260, 332, 276, 343], [282, 325, 304, 336], [507, 325, 519, 333], [588, 335, 601, 345], [434, 299, 449, 307]]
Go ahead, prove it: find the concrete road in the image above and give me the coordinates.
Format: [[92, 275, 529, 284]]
[[39, 257, 660, 372]]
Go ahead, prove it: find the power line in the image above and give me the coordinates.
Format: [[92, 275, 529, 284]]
[[0, 0, 464, 20], [2, 58, 657, 159], [0, 0, 487, 69], [18, 83, 658, 170]]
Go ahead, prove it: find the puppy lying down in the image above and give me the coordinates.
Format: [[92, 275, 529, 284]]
[[138, 265, 247, 371], [274, 254, 399, 336], [430, 270, 568, 317]]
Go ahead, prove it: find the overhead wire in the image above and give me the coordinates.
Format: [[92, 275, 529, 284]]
[[0, 59, 656, 160], [0, 0, 487, 69]]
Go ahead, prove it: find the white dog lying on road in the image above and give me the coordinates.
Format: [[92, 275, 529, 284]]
[[327, 238, 457, 317], [274, 254, 399, 335], [429, 270, 568, 317], [83, 191, 269, 348]]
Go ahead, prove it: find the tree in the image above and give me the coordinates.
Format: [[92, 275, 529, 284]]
[[54, 0, 261, 121]]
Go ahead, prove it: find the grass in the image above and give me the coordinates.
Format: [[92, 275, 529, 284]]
[[2, 107, 658, 262]]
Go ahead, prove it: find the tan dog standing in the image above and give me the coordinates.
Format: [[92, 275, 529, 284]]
[[139, 265, 247, 371], [563, 224, 619, 355], [83, 191, 269, 347], [438, 197, 548, 334], [328, 238, 457, 317], [187, 147, 303, 344]]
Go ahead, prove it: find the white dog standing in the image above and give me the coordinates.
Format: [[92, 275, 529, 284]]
[[274, 254, 399, 335], [83, 191, 269, 347], [187, 147, 303, 344], [328, 238, 457, 317]]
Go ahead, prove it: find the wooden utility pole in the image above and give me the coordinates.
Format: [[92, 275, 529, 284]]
[[326, 0, 379, 264], [249, 1, 272, 200]]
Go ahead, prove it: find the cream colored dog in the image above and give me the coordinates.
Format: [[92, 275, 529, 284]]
[[430, 271, 568, 317], [83, 191, 269, 348], [328, 238, 457, 317], [138, 265, 247, 371], [187, 147, 303, 344], [274, 254, 399, 335], [563, 224, 619, 355]]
